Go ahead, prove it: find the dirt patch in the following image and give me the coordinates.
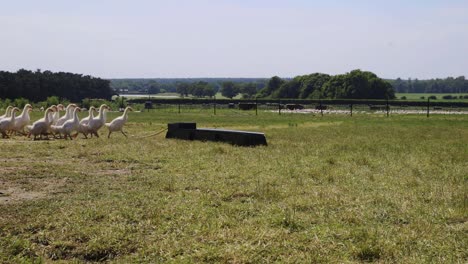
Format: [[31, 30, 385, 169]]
[[0, 187, 46, 203], [0, 178, 68, 204], [97, 169, 131, 176]]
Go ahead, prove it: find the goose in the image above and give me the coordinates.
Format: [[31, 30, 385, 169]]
[[87, 104, 110, 138], [55, 104, 77, 126], [11, 104, 33, 135], [51, 107, 81, 140], [32, 105, 56, 124], [51, 104, 76, 137], [105, 106, 133, 138], [0, 107, 20, 138], [52, 104, 64, 125], [76, 106, 98, 139], [27, 107, 56, 140], [0, 106, 13, 121]]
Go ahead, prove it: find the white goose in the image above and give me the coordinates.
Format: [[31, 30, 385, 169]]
[[52, 104, 65, 125], [0, 107, 20, 138], [105, 107, 133, 138], [11, 104, 33, 135], [51, 104, 76, 137], [51, 107, 81, 140], [88, 104, 110, 138], [76, 106, 98, 139], [32, 105, 56, 124], [0, 106, 13, 121], [28, 107, 56, 140], [55, 104, 77, 126]]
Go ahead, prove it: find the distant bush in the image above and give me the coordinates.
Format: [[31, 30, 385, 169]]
[[13, 98, 30, 108], [428, 95, 437, 100], [36, 96, 69, 109], [0, 99, 12, 109], [81, 98, 114, 110], [464, 95, 468, 99], [400, 96, 407, 100], [442, 95, 454, 99], [420, 96, 425, 99]]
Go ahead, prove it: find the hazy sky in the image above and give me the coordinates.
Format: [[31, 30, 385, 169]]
[[1, 0, 467, 79]]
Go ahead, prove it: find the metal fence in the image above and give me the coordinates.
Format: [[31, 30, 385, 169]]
[[141, 100, 468, 117]]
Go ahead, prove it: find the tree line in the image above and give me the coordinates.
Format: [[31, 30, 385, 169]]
[[0, 69, 113, 102], [2, 69, 467, 102], [111, 74, 468, 100], [111, 70, 395, 99], [110, 78, 267, 95], [388, 77, 468, 93], [180, 81, 264, 99], [258, 70, 395, 99]]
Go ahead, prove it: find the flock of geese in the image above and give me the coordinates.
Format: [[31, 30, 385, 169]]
[[0, 104, 133, 140]]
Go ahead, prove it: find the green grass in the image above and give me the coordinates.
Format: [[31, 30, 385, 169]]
[[1, 111, 467, 263], [396, 93, 468, 101]]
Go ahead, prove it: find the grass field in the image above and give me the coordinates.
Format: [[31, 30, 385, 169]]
[[0, 111, 467, 263], [396, 93, 468, 101]]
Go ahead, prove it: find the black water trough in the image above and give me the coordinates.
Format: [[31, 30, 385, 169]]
[[166, 123, 267, 147]]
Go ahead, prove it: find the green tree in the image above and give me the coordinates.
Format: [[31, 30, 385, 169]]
[[203, 85, 216, 98], [299, 73, 331, 99], [191, 81, 210, 97], [272, 78, 301, 98], [258, 76, 284, 98], [239, 82, 258, 98], [220, 81, 239, 99], [176, 82, 190, 97]]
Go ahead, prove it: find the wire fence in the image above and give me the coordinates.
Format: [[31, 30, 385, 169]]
[[142, 100, 468, 117]]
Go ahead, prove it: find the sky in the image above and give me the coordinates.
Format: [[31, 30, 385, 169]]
[[0, 0, 467, 79]]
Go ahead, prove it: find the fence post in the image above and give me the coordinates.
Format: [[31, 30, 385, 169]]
[[178, 101, 181, 114], [214, 96, 216, 115], [255, 97, 258, 116], [427, 98, 430, 117], [279, 99, 281, 115], [386, 98, 389, 117], [350, 103, 353, 117], [320, 100, 323, 117]]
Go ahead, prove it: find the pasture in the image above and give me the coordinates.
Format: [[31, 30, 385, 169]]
[[0, 111, 467, 263], [396, 93, 468, 101]]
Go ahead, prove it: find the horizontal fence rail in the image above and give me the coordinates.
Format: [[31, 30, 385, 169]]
[[129, 98, 468, 116], [129, 98, 468, 108]]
